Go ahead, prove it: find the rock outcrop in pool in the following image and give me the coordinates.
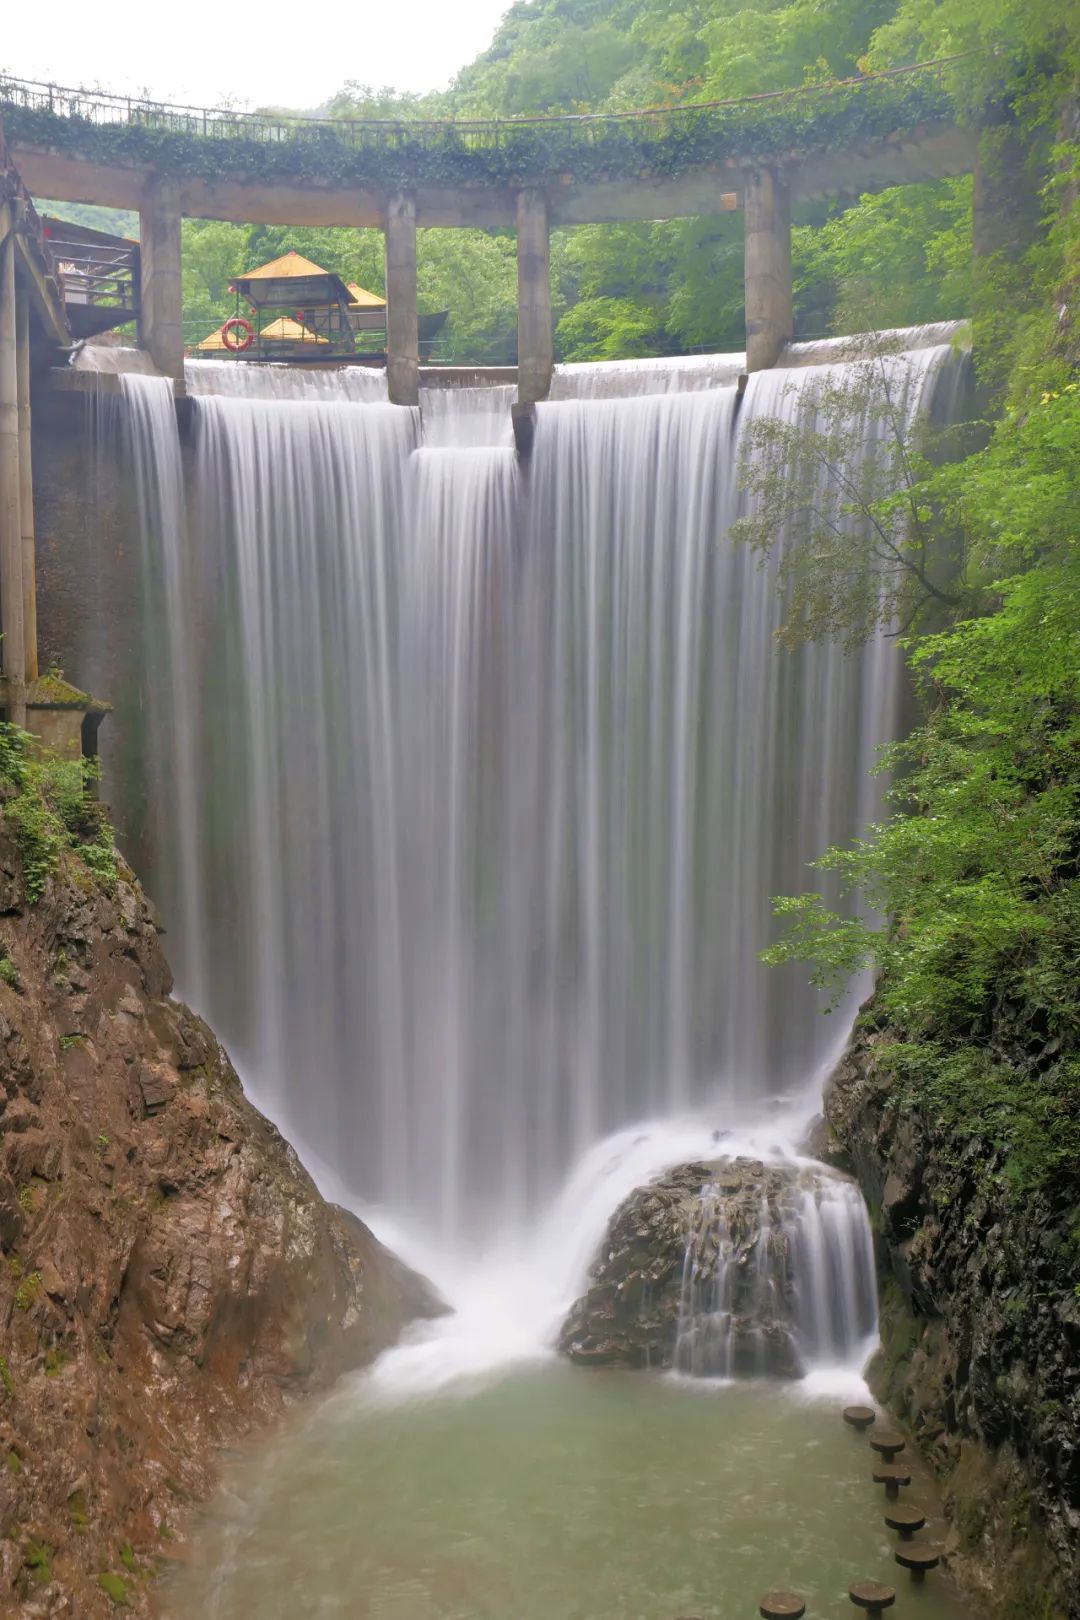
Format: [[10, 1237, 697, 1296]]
[[558, 1156, 876, 1376]]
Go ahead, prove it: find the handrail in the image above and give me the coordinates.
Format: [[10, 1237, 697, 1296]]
[[0, 54, 975, 147]]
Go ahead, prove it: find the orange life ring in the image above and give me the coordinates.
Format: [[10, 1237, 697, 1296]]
[[221, 316, 254, 353]]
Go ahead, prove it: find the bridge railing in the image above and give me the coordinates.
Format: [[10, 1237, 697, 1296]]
[[0, 57, 974, 154]]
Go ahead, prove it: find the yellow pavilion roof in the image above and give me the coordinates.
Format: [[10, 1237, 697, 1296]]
[[238, 249, 333, 281], [346, 281, 386, 310], [261, 316, 329, 343], [194, 315, 329, 351]]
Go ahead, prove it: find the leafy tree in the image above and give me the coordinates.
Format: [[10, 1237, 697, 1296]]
[[732, 347, 970, 648]]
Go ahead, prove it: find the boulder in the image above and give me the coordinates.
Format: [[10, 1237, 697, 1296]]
[[557, 1156, 854, 1376]]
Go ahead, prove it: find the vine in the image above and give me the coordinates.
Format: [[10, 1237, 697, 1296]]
[[0, 74, 957, 191]]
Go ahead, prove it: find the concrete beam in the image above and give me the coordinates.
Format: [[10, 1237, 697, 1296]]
[[517, 188, 553, 406], [0, 237, 26, 723], [385, 192, 419, 408], [16, 291, 37, 682], [138, 178, 185, 384], [10, 118, 977, 231], [744, 166, 792, 372]]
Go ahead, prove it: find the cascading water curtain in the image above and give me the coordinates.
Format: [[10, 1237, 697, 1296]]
[[104, 344, 958, 1244]]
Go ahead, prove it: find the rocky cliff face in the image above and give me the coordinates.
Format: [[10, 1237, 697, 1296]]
[[557, 1156, 869, 1377], [0, 822, 437, 1616], [823, 1020, 1079, 1620]]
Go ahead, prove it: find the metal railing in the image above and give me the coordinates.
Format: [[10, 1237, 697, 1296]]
[[0, 54, 974, 152], [46, 235, 138, 312]]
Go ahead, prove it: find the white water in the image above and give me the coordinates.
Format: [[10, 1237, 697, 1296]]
[[83, 338, 962, 1396]]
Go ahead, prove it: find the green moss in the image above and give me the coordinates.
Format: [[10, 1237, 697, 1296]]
[[0, 1355, 14, 1395], [119, 1542, 137, 1573], [44, 1348, 68, 1378], [0, 955, 20, 990], [97, 1572, 133, 1606], [13, 1272, 42, 1312], [24, 1540, 52, 1584], [26, 668, 92, 707], [873, 1277, 922, 1396], [68, 1488, 89, 1530], [6, 1448, 21, 1474]]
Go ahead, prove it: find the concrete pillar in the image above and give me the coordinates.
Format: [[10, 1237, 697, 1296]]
[[385, 192, 419, 407], [744, 167, 792, 372], [0, 236, 26, 724], [16, 290, 37, 683], [138, 178, 185, 383], [516, 188, 553, 405]]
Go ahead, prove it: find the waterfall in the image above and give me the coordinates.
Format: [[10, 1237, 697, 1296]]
[[79, 338, 959, 1293], [672, 1166, 877, 1380]]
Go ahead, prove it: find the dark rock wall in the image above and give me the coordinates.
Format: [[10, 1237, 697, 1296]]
[[0, 815, 438, 1616], [824, 1023, 1079, 1620]]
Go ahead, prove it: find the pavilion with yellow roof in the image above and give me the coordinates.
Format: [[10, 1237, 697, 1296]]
[[195, 248, 387, 362]]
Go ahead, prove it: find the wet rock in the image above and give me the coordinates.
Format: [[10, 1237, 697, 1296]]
[[0, 821, 440, 1616], [557, 1156, 854, 1377], [825, 1017, 1080, 1618]]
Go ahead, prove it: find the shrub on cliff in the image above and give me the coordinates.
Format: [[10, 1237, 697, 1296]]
[[0, 723, 118, 902]]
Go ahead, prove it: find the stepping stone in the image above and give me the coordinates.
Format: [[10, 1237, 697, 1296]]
[[760, 1594, 806, 1619], [849, 1580, 896, 1617], [885, 1504, 926, 1539], [872, 1464, 912, 1500], [896, 1545, 942, 1581], [843, 1405, 876, 1430], [869, 1432, 906, 1461]]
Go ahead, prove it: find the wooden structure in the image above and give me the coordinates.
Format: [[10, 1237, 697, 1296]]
[[41, 214, 139, 340], [196, 313, 330, 355], [346, 279, 386, 346], [229, 250, 356, 360]]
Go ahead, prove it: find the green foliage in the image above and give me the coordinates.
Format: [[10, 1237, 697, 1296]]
[[0, 954, 19, 990], [13, 1273, 42, 1312], [763, 381, 1080, 1194], [0, 1357, 14, 1396], [556, 295, 666, 360], [732, 349, 967, 648], [793, 178, 973, 336], [0, 725, 118, 903], [24, 1540, 51, 1584], [97, 1571, 133, 1606]]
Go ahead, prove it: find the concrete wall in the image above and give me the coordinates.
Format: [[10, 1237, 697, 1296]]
[[31, 386, 154, 865]]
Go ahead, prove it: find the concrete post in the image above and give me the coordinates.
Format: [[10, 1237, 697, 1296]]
[[516, 188, 553, 405], [744, 167, 792, 372], [0, 236, 26, 723], [16, 289, 37, 683], [138, 178, 185, 383], [385, 192, 419, 407]]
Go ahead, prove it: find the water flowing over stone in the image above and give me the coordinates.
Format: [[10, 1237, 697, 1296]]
[[557, 1156, 876, 1376], [76, 339, 959, 1264]]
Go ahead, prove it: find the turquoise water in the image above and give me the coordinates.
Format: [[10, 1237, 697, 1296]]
[[166, 1365, 970, 1620]]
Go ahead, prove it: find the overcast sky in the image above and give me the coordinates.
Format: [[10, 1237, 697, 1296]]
[[5, 0, 513, 108]]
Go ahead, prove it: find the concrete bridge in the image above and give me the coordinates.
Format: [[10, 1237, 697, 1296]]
[[0, 64, 982, 402]]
